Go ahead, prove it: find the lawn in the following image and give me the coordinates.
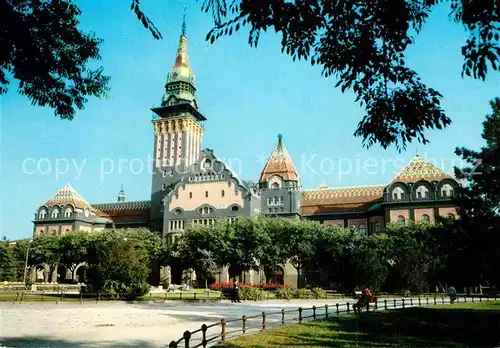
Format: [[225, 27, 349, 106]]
[[217, 301, 500, 347]]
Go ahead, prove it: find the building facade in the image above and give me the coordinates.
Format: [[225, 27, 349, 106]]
[[32, 20, 460, 287]]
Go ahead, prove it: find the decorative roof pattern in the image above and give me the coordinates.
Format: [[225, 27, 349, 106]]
[[43, 184, 94, 211], [259, 134, 300, 183], [92, 201, 151, 213], [302, 184, 385, 205], [392, 155, 453, 183]]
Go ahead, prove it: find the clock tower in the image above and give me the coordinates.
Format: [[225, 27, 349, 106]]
[[149, 17, 206, 230]]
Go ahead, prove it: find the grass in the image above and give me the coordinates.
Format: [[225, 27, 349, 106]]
[[217, 301, 500, 347], [0, 288, 222, 302]]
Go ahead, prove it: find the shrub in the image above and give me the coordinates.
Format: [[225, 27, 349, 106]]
[[275, 286, 294, 300], [311, 287, 327, 299], [297, 288, 313, 299], [399, 289, 412, 297], [239, 286, 265, 301]]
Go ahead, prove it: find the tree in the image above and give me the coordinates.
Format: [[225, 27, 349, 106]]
[[29, 237, 61, 282], [0, 241, 15, 281], [59, 232, 88, 280], [198, 0, 499, 150], [1, 0, 109, 119], [453, 97, 500, 289], [85, 231, 150, 299], [278, 219, 321, 288]]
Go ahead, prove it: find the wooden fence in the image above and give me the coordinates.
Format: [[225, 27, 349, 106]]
[[168, 295, 498, 348]]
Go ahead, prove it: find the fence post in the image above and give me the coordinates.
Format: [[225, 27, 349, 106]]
[[220, 318, 226, 343], [472, 296, 475, 303], [183, 330, 191, 348], [21, 291, 24, 303], [325, 305, 329, 319], [194, 292, 197, 301], [426, 297, 429, 305], [312, 305, 316, 320], [393, 299, 396, 308], [208, 291, 210, 300], [180, 292, 183, 301], [164, 291, 168, 302], [298, 307, 303, 323], [402, 299, 405, 308], [366, 300, 369, 312], [479, 296, 482, 302], [434, 296, 436, 305], [384, 299, 387, 310], [281, 310, 285, 325], [464, 296, 467, 303], [347, 302, 350, 314], [410, 298, 413, 306], [61, 291, 64, 302], [441, 296, 444, 304], [242, 315, 247, 333], [149, 293, 152, 301], [201, 324, 207, 348], [41, 291, 44, 302], [336, 303, 339, 315], [262, 311, 267, 331], [418, 298, 421, 306]]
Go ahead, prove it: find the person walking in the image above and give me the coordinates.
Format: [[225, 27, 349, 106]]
[[232, 279, 241, 303]]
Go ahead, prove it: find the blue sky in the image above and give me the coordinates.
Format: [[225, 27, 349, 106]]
[[1, 1, 498, 239]]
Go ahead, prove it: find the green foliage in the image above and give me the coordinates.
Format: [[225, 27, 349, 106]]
[[297, 288, 313, 299], [239, 286, 265, 301], [1, 0, 110, 119], [311, 287, 327, 299], [275, 286, 294, 300], [199, 1, 499, 151], [452, 97, 500, 288], [85, 231, 150, 299]]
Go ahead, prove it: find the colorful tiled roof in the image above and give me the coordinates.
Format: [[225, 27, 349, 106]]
[[43, 184, 94, 211], [302, 184, 385, 205], [392, 155, 453, 183], [259, 134, 299, 182], [91, 201, 151, 212]]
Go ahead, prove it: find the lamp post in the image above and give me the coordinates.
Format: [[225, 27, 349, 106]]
[[23, 239, 33, 286]]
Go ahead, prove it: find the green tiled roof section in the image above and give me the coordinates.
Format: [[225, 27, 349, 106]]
[[91, 200, 151, 212]]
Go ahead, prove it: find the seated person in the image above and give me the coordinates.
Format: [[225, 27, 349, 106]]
[[353, 288, 372, 313]]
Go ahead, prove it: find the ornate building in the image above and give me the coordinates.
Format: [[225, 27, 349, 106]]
[[32, 20, 459, 287]]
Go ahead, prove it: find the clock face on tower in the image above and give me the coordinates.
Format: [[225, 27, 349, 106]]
[[171, 72, 179, 81]]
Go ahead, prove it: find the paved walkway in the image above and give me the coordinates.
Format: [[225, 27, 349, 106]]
[[0, 297, 441, 347]]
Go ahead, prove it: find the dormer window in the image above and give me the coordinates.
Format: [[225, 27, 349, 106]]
[[51, 207, 59, 218], [64, 207, 73, 218], [416, 185, 429, 199], [442, 184, 454, 197], [39, 208, 47, 219], [392, 187, 405, 200]]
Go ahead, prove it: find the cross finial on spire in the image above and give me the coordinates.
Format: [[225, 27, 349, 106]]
[[181, 7, 187, 36]]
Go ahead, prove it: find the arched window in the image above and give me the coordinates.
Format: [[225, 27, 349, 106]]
[[397, 215, 406, 226], [447, 213, 456, 221], [421, 214, 430, 223], [267, 197, 273, 205], [374, 222, 381, 233], [359, 224, 366, 234], [51, 207, 59, 218], [205, 191, 208, 198], [392, 187, 405, 200], [64, 207, 73, 218], [416, 185, 429, 199], [271, 182, 279, 189], [39, 208, 47, 219], [189, 192, 193, 199], [221, 190, 225, 197], [441, 184, 454, 197]]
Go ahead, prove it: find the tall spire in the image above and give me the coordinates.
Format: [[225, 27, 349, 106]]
[[161, 13, 197, 109]]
